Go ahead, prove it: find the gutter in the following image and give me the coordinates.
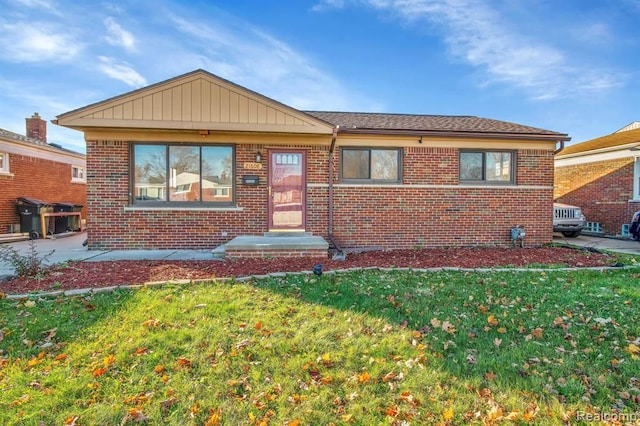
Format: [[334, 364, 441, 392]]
[[337, 127, 571, 142], [327, 126, 343, 255], [554, 139, 566, 155]]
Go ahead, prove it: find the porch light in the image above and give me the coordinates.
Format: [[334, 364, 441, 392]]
[[255, 151, 262, 163]]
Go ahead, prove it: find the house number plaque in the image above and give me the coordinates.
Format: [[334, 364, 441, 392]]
[[243, 162, 263, 170]]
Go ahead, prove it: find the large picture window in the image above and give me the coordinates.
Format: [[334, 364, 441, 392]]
[[132, 143, 234, 205], [459, 150, 514, 184], [340, 148, 401, 183]]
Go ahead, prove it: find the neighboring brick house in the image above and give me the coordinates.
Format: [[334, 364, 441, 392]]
[[0, 113, 86, 235], [554, 122, 640, 236], [54, 69, 568, 252]]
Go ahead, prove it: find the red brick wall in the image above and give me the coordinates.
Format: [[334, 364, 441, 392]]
[[86, 141, 554, 250], [554, 158, 638, 235], [0, 153, 87, 233]]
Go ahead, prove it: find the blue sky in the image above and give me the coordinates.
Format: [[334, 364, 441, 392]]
[[1, 0, 638, 154]]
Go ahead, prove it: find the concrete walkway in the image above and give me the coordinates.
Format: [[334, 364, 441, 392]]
[[2, 231, 640, 279], [0, 232, 216, 278]]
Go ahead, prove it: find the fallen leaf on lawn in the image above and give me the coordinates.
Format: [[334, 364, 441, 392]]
[[430, 318, 441, 328], [385, 405, 399, 417], [11, 394, 31, 406], [177, 357, 192, 369], [285, 420, 301, 426], [626, 343, 640, 355], [443, 406, 454, 421], [63, 416, 79, 426], [442, 321, 456, 334], [142, 318, 161, 328], [357, 371, 370, 383], [477, 305, 488, 314], [126, 408, 149, 423], [154, 365, 164, 374], [531, 328, 544, 339], [487, 315, 499, 326], [484, 371, 497, 381], [103, 354, 116, 367], [92, 367, 107, 377], [494, 338, 502, 347]]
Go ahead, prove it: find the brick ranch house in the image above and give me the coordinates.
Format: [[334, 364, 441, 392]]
[[0, 113, 86, 237], [54, 69, 569, 254], [554, 122, 640, 236]]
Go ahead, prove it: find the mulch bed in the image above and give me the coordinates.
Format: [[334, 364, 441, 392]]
[[0, 246, 622, 295]]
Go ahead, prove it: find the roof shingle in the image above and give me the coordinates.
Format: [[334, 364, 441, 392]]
[[304, 111, 568, 138]]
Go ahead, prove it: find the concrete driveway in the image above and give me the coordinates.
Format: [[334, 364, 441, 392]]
[[552, 233, 640, 255]]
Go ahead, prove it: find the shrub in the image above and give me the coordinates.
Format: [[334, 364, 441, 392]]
[[0, 240, 54, 278]]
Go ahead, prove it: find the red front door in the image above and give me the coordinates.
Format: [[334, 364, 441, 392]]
[[268, 150, 306, 231]]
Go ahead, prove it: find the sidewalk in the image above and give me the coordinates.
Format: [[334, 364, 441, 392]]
[[0, 232, 217, 278]]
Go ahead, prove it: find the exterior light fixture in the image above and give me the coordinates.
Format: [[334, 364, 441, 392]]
[[418, 136, 423, 144], [255, 151, 262, 163], [199, 130, 209, 138]]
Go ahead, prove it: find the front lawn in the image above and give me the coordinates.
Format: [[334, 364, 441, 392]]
[[1, 268, 639, 425]]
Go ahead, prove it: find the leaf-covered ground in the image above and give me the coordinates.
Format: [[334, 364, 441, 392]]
[[0, 245, 629, 295]]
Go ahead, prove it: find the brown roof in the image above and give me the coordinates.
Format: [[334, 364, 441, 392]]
[[556, 128, 640, 157], [304, 111, 569, 140]]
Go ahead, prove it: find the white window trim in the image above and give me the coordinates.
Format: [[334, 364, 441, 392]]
[[71, 165, 86, 183], [0, 152, 11, 175], [633, 158, 640, 201]]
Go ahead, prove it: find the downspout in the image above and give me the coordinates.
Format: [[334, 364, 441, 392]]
[[327, 126, 343, 254], [554, 140, 565, 155]]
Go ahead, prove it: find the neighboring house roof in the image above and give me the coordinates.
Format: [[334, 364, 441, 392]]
[[555, 127, 640, 158], [305, 111, 568, 140], [615, 121, 640, 133], [0, 127, 85, 157]]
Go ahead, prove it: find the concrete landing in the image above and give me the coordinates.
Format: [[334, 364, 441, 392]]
[[221, 234, 329, 259]]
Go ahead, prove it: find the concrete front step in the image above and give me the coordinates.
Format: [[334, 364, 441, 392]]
[[214, 234, 329, 259]]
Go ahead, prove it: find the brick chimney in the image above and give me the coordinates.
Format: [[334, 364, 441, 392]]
[[26, 112, 47, 143]]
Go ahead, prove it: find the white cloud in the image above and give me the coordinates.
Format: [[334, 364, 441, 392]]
[[350, 0, 624, 99], [97, 56, 147, 87], [166, 14, 378, 111], [104, 17, 136, 52], [0, 22, 80, 63]]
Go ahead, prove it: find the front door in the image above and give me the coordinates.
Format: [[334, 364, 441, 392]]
[[268, 150, 306, 231]]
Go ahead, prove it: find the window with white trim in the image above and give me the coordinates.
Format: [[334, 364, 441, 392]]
[[634, 157, 640, 200], [0, 152, 9, 174], [71, 166, 86, 183], [459, 150, 515, 184]]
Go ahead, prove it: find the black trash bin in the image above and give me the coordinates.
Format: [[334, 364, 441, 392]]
[[52, 203, 84, 233], [16, 197, 53, 239]]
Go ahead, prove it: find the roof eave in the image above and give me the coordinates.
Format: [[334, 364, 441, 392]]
[[555, 142, 640, 159], [337, 127, 570, 142]]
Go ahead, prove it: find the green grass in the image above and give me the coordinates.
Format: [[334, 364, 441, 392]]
[[1, 268, 639, 425]]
